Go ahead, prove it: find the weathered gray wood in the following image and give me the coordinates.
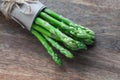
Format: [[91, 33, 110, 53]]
[[0, 0, 120, 80]]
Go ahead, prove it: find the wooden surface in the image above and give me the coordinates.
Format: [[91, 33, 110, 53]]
[[0, 0, 120, 80]]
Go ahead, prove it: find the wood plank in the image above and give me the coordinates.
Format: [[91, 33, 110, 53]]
[[0, 0, 120, 80]]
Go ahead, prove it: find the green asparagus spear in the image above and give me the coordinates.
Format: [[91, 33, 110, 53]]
[[43, 8, 95, 36], [44, 8, 71, 25], [43, 34, 74, 59], [31, 29, 62, 65], [32, 23, 87, 50], [39, 12, 94, 45], [39, 12, 93, 39], [33, 24, 51, 37]]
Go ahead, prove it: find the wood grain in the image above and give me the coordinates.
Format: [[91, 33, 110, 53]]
[[0, 0, 120, 80]]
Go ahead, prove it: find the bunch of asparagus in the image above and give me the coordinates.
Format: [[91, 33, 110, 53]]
[[31, 8, 95, 65]]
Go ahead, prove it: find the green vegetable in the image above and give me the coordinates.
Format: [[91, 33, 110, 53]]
[[43, 34, 74, 59], [34, 18, 87, 50], [31, 29, 62, 65], [32, 24, 74, 64], [39, 12, 92, 39], [30, 8, 95, 65], [44, 8, 95, 36], [39, 11, 94, 45]]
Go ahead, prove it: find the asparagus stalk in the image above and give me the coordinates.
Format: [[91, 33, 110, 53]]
[[34, 18, 87, 50], [44, 8, 71, 25], [31, 29, 62, 65], [32, 24, 51, 37], [39, 12, 94, 45], [39, 12, 93, 39], [43, 35, 74, 59], [43, 8, 95, 36], [32, 24, 74, 58]]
